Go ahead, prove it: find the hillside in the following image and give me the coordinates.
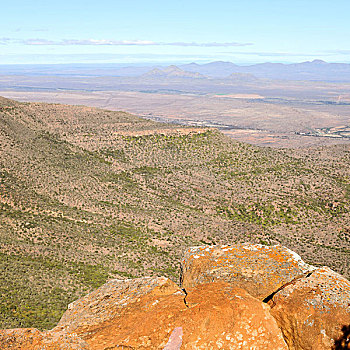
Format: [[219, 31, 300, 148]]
[[0, 96, 349, 330]]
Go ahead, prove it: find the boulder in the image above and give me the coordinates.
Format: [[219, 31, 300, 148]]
[[0, 276, 287, 349], [58, 279, 288, 349], [0, 329, 42, 350], [56, 276, 181, 336], [269, 266, 350, 350], [180, 243, 315, 300], [179, 281, 288, 349], [1, 244, 349, 349], [0, 328, 88, 350]]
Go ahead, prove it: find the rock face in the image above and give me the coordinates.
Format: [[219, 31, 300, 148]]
[[56, 276, 181, 336], [55, 277, 287, 349], [1, 243, 350, 350], [269, 266, 350, 350], [0, 328, 89, 350], [180, 282, 288, 349], [180, 243, 315, 300]]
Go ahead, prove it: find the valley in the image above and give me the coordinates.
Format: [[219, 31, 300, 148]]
[[0, 96, 349, 329], [1, 61, 350, 148], [2, 89, 350, 148]]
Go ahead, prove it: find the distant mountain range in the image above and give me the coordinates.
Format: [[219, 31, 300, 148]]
[[179, 60, 350, 81], [141, 65, 259, 81], [1, 60, 350, 82], [142, 65, 206, 79], [140, 60, 350, 82]]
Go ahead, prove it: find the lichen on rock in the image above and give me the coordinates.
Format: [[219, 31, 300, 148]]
[[180, 243, 315, 300], [0, 243, 349, 350], [269, 266, 350, 350]]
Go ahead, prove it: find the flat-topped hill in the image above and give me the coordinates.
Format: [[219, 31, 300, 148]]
[[0, 97, 349, 329]]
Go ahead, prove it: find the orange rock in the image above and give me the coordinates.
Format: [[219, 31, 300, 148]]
[[3, 244, 349, 349], [0, 327, 88, 350], [0, 329, 42, 350], [56, 276, 182, 337], [269, 266, 350, 350], [180, 243, 315, 300], [179, 282, 288, 350], [55, 278, 287, 349]]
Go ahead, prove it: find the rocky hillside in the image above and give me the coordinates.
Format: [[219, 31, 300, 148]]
[[1, 243, 349, 349], [0, 96, 349, 329]]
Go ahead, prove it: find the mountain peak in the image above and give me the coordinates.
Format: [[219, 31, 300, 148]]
[[311, 59, 327, 64], [143, 65, 206, 78]]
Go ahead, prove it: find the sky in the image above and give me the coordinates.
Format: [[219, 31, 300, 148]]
[[1, 0, 350, 65]]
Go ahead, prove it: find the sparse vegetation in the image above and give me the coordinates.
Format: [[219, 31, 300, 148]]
[[0, 96, 349, 329]]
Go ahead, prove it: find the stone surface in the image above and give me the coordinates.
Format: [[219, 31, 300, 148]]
[[1, 244, 350, 349], [163, 327, 183, 350], [0, 278, 287, 349], [59, 280, 287, 349], [179, 282, 288, 350], [0, 328, 88, 350], [0, 329, 42, 350], [180, 243, 315, 300], [269, 266, 350, 350], [56, 276, 181, 336]]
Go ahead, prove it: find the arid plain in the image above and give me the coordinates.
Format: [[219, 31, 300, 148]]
[[2, 89, 350, 148], [1, 62, 350, 330], [1, 62, 350, 148]]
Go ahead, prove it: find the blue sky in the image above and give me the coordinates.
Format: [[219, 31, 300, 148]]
[[1, 0, 350, 64]]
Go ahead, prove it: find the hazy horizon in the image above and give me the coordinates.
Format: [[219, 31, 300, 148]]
[[1, 0, 350, 65], [0, 58, 349, 67]]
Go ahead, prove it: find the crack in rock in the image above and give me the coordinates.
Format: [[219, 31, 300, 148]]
[[263, 271, 314, 307]]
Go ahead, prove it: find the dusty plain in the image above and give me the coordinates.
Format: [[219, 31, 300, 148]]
[[1, 65, 350, 331], [1, 70, 350, 148]]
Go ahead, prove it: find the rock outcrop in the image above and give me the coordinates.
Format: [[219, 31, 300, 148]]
[[56, 276, 182, 337], [269, 266, 350, 350], [1, 243, 350, 350], [180, 243, 315, 300], [0, 327, 89, 349], [56, 278, 288, 349]]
